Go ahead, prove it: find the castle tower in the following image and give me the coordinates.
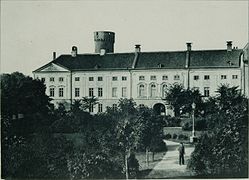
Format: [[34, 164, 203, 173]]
[[94, 31, 115, 53]]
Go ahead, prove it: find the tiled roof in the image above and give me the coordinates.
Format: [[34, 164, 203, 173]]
[[135, 51, 187, 69], [52, 53, 134, 70], [34, 49, 243, 72], [189, 49, 242, 68]]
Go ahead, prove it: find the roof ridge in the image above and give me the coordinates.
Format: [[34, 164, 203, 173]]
[[57, 49, 243, 56]]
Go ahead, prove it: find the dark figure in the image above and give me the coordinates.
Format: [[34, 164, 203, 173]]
[[178, 142, 185, 165], [128, 153, 139, 178]]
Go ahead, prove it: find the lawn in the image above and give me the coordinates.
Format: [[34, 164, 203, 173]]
[[135, 151, 166, 178]]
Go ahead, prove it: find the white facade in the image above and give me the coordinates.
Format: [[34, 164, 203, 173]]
[[33, 31, 248, 115], [34, 65, 245, 115]]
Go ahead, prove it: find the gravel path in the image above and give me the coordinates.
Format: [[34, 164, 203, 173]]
[[145, 140, 195, 178]]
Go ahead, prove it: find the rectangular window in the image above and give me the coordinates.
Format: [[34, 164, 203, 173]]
[[194, 75, 199, 80], [150, 75, 156, 80], [89, 88, 94, 97], [75, 77, 80, 81], [112, 87, 117, 97], [112, 104, 117, 110], [89, 77, 94, 81], [41, 77, 45, 82], [59, 87, 64, 97], [75, 88, 80, 97], [162, 75, 168, 80], [122, 76, 127, 81], [98, 88, 103, 97], [98, 104, 103, 112], [174, 75, 180, 80], [204, 75, 210, 80], [232, 75, 238, 79], [89, 104, 94, 113], [221, 75, 227, 79], [49, 87, 54, 97], [50, 77, 54, 82], [139, 76, 145, 80], [98, 77, 103, 81], [59, 77, 64, 82], [112, 76, 118, 81], [204, 87, 210, 97], [122, 87, 127, 97]]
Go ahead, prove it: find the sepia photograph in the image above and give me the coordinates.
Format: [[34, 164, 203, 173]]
[[1, 0, 248, 179]]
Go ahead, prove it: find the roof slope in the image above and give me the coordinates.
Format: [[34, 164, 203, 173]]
[[52, 53, 134, 70], [135, 51, 186, 69], [34, 49, 243, 72], [189, 49, 242, 68]]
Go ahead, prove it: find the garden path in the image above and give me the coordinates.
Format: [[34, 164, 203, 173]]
[[145, 140, 195, 178]]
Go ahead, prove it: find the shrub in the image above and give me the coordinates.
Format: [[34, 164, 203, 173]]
[[153, 140, 167, 152], [182, 122, 191, 131], [164, 133, 172, 139], [178, 134, 188, 140], [182, 118, 207, 131], [172, 134, 177, 139], [164, 117, 181, 127]]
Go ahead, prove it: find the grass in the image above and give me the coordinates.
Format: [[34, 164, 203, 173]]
[[135, 151, 166, 178]]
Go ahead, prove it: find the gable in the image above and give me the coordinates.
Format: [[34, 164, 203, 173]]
[[39, 63, 69, 72]]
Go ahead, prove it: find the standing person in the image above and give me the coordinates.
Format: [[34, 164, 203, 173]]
[[178, 142, 185, 165]]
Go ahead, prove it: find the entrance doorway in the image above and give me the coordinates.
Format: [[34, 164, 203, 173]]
[[153, 103, 166, 116]]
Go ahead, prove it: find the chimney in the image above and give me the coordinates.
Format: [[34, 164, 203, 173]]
[[227, 41, 232, 51], [132, 44, 141, 69], [186, 42, 192, 51], [100, 49, 106, 56], [53, 52, 56, 60], [185, 42, 192, 68], [71, 46, 77, 57], [135, 44, 141, 53]]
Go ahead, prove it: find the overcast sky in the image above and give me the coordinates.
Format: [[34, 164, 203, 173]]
[[1, 0, 248, 76]]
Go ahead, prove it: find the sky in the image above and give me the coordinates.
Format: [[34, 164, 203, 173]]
[[1, 0, 248, 76]]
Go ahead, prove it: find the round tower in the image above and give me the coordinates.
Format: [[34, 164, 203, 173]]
[[94, 31, 115, 53]]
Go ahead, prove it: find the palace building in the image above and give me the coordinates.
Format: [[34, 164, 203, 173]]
[[33, 31, 248, 115]]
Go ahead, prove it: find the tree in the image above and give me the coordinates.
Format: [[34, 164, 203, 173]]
[[1, 72, 52, 136], [82, 96, 99, 112], [136, 106, 165, 165], [164, 84, 203, 117], [188, 85, 248, 178], [1, 72, 51, 119]]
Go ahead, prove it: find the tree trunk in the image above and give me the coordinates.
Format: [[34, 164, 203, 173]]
[[125, 153, 129, 180], [152, 151, 155, 162], [146, 147, 149, 166]]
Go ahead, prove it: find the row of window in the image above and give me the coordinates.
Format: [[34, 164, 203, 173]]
[[139, 75, 179, 81], [41, 77, 64, 82], [50, 85, 211, 98], [89, 103, 146, 113], [49, 87, 64, 97], [194, 75, 238, 80], [89, 87, 127, 98], [89, 76, 127, 81], [49, 87, 128, 98], [42, 74, 238, 83]]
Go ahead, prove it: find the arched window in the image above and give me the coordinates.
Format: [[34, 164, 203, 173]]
[[162, 84, 167, 98], [139, 84, 145, 97], [150, 84, 157, 97]]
